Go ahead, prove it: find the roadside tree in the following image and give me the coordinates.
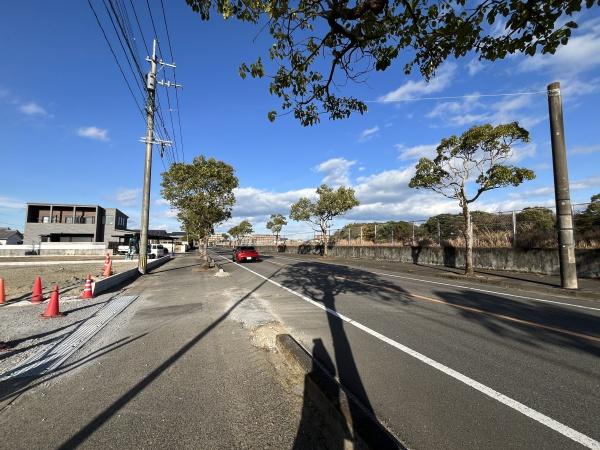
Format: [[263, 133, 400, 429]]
[[409, 123, 535, 275], [161, 156, 238, 261], [185, 0, 596, 125], [228, 220, 254, 246], [289, 184, 359, 256], [266, 214, 287, 247]]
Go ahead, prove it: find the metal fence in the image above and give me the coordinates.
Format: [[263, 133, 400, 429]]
[[276, 202, 599, 249]]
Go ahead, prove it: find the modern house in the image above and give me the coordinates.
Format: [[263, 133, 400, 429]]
[[0, 228, 23, 245], [23, 203, 129, 244]]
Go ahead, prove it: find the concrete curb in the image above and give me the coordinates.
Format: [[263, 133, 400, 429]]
[[276, 334, 405, 450], [92, 255, 172, 296]]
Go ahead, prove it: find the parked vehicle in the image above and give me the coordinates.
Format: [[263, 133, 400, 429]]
[[150, 244, 168, 258], [233, 245, 260, 263]]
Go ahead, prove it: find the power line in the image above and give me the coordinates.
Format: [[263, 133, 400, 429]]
[[127, 0, 150, 56], [160, 0, 185, 162], [86, 0, 146, 121], [371, 90, 547, 103]]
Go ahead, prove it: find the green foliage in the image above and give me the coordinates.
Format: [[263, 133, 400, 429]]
[[517, 207, 556, 231], [289, 184, 359, 227], [409, 123, 535, 206], [266, 214, 287, 234], [290, 184, 359, 254], [409, 122, 534, 274], [575, 193, 600, 235], [160, 156, 238, 241], [228, 220, 254, 243], [185, 0, 597, 126]]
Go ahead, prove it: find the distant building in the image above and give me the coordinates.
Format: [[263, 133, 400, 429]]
[[24, 203, 129, 244], [0, 227, 23, 245]]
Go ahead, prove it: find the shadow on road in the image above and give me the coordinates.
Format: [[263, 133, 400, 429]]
[[433, 289, 600, 357], [53, 268, 280, 449], [280, 262, 406, 448]]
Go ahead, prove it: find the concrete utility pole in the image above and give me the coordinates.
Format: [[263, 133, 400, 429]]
[[138, 39, 179, 274], [547, 81, 578, 289]]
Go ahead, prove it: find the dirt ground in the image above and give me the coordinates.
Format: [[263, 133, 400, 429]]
[[0, 262, 138, 301]]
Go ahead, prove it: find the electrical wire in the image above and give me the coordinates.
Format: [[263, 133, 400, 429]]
[[160, 0, 185, 162], [86, 0, 146, 122], [371, 91, 547, 103]]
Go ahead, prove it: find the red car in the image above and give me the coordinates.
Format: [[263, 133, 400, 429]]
[[233, 245, 260, 263]]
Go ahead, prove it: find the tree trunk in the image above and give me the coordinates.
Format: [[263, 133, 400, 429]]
[[203, 236, 209, 262], [462, 203, 474, 276], [275, 232, 279, 249], [321, 223, 329, 257]]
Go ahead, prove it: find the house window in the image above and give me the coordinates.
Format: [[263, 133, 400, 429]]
[[65, 217, 73, 224]]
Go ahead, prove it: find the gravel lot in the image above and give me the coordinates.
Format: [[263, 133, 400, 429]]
[[0, 262, 138, 301], [0, 291, 121, 376]]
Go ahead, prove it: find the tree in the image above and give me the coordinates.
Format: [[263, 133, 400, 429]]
[[221, 232, 231, 245], [266, 214, 287, 247], [228, 220, 254, 245], [409, 123, 535, 275], [289, 184, 359, 256], [161, 156, 238, 261], [185, 0, 596, 126]]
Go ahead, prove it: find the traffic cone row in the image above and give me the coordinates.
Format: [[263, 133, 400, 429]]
[[81, 275, 93, 299], [0, 278, 5, 304], [41, 285, 64, 318], [31, 276, 43, 303], [102, 253, 113, 277]]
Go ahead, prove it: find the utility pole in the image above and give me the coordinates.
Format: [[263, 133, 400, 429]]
[[138, 39, 180, 274], [547, 81, 578, 289]]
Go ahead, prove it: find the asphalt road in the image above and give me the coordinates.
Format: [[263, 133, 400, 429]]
[[212, 249, 600, 450]]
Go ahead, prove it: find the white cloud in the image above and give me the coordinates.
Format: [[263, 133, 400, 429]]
[[508, 143, 537, 163], [155, 198, 171, 206], [570, 176, 600, 191], [520, 18, 600, 74], [0, 197, 25, 209], [396, 143, 438, 161], [378, 63, 457, 103], [19, 102, 47, 116], [315, 157, 356, 186], [232, 186, 316, 218], [571, 144, 600, 155], [114, 188, 141, 207], [359, 126, 380, 142], [427, 92, 545, 129], [467, 58, 484, 76], [78, 126, 109, 142]]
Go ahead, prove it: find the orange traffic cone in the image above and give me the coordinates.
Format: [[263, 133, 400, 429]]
[[0, 278, 5, 304], [103, 253, 113, 277], [41, 286, 64, 318], [31, 276, 43, 303], [81, 275, 93, 299]]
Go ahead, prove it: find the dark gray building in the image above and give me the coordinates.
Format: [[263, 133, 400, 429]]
[[24, 203, 129, 244], [0, 228, 23, 245]]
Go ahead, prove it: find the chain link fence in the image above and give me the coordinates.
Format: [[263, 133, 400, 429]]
[[276, 202, 599, 249]]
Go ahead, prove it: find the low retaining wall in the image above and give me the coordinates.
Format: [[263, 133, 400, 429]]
[[92, 255, 172, 296], [256, 245, 600, 278], [0, 243, 110, 257]]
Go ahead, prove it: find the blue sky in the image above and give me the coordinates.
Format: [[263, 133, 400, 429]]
[[1, 2, 599, 239]]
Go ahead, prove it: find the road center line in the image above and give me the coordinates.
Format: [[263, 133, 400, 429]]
[[332, 275, 600, 343], [212, 251, 600, 450], [268, 254, 600, 312]]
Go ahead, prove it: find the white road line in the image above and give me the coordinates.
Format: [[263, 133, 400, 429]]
[[268, 254, 600, 312], [213, 251, 600, 450]]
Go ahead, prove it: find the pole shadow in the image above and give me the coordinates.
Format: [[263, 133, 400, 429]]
[[280, 262, 407, 448]]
